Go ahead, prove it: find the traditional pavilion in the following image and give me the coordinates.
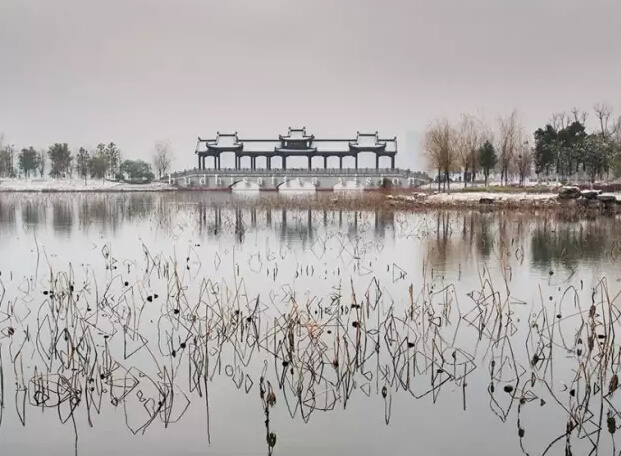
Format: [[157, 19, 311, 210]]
[[194, 128, 397, 171]]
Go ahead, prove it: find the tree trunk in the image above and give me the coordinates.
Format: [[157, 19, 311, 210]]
[[463, 165, 468, 188]]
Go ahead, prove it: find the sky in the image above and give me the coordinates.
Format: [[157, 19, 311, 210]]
[[1, 0, 620, 171]]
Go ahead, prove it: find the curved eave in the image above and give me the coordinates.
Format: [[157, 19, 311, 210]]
[[348, 142, 387, 152], [205, 144, 244, 152]]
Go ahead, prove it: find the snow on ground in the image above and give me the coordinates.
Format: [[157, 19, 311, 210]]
[[0, 178, 175, 192], [426, 191, 558, 203], [388, 190, 621, 206]]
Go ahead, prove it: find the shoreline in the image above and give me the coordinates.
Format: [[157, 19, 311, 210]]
[[0, 181, 619, 217]]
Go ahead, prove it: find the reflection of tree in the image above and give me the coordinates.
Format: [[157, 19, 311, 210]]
[[78, 196, 121, 234], [22, 200, 45, 228], [374, 208, 395, 238], [427, 212, 534, 267], [0, 198, 16, 234], [530, 221, 617, 270], [278, 209, 316, 248], [121, 194, 154, 221], [475, 213, 495, 259], [52, 200, 73, 235], [426, 212, 455, 270]]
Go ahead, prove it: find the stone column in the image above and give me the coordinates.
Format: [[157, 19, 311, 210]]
[[267, 156, 271, 170], [324, 156, 327, 169], [355, 154, 358, 169], [198, 155, 201, 170], [308, 156, 312, 170], [376, 154, 379, 169], [391, 156, 395, 169], [339, 156, 343, 170], [283, 156, 287, 170]]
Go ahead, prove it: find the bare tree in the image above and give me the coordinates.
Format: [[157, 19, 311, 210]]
[[594, 102, 619, 139], [497, 110, 522, 186], [423, 118, 458, 192], [550, 111, 572, 131], [571, 107, 588, 125], [516, 140, 533, 186], [457, 114, 483, 187], [153, 140, 174, 179]]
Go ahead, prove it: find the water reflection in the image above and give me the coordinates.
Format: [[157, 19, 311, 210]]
[[0, 193, 619, 456], [1, 193, 620, 271], [52, 199, 73, 235], [531, 219, 621, 270], [22, 199, 45, 228], [0, 197, 16, 234]]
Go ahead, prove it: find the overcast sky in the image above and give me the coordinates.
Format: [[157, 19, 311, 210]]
[[1, 0, 620, 170]]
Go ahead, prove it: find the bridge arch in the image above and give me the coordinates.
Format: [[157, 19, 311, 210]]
[[277, 178, 316, 193], [334, 179, 364, 191], [230, 179, 261, 192]]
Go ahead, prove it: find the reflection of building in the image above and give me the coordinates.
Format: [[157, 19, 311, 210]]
[[195, 128, 397, 171], [195, 205, 396, 242], [374, 209, 394, 238]]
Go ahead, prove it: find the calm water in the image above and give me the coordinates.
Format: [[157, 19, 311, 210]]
[[0, 192, 620, 456]]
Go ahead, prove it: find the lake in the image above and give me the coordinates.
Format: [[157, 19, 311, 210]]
[[0, 192, 620, 456]]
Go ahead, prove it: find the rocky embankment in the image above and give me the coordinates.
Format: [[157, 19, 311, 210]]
[[386, 187, 621, 211]]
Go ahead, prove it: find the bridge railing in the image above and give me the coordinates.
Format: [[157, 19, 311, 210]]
[[165, 167, 419, 178]]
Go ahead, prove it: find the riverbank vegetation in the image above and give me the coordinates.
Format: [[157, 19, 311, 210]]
[[423, 103, 621, 191], [0, 134, 174, 183]]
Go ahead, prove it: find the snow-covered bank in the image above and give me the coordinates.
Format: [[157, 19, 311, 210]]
[[387, 190, 621, 208], [0, 178, 175, 192], [426, 191, 559, 203]]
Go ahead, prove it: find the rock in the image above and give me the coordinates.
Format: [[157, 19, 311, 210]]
[[479, 197, 495, 204], [581, 189, 602, 200], [597, 193, 617, 203], [558, 186, 581, 199]]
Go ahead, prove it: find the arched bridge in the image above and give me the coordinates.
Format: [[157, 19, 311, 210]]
[[163, 168, 429, 191]]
